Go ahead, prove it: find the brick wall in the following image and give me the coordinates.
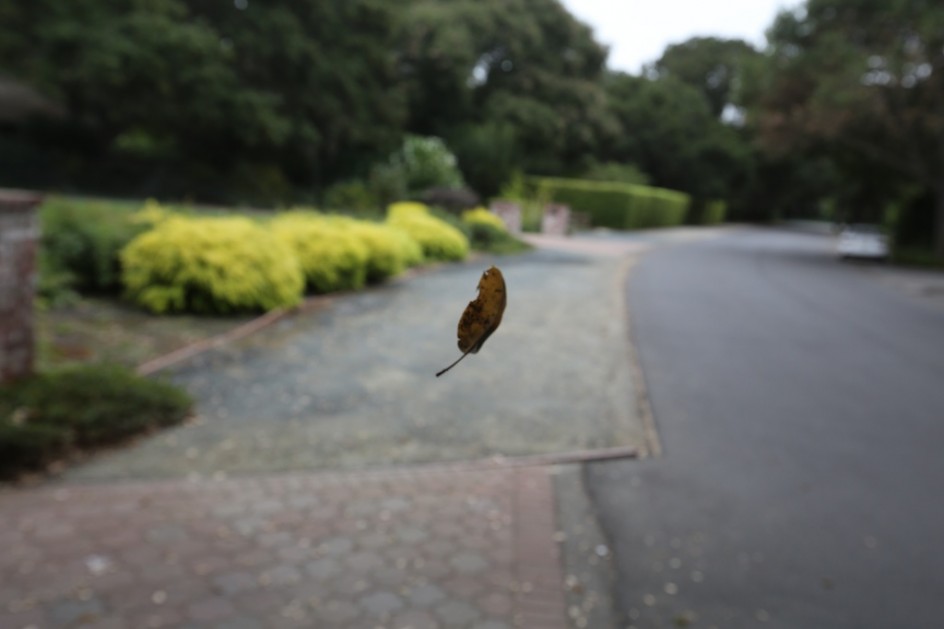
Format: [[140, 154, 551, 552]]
[[0, 190, 42, 383]]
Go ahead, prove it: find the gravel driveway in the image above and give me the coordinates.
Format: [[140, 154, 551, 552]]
[[66, 243, 648, 481]]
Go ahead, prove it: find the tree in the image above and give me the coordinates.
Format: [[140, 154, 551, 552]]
[[397, 0, 617, 178], [1, 2, 285, 160], [651, 37, 759, 119], [187, 0, 407, 187], [604, 73, 751, 204], [0, 0, 407, 198], [748, 0, 944, 256]]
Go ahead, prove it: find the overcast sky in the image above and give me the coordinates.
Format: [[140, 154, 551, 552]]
[[559, 0, 803, 74]]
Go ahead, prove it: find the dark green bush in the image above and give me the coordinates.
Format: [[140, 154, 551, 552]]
[[688, 199, 728, 225], [324, 180, 379, 213], [40, 196, 146, 293], [529, 177, 690, 230], [703, 200, 727, 225], [36, 250, 79, 309], [0, 365, 192, 479], [0, 423, 70, 478]]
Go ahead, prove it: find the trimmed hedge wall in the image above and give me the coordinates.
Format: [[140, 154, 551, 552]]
[[529, 177, 690, 230]]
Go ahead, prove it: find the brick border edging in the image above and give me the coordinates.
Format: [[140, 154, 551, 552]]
[[513, 466, 570, 628], [136, 290, 350, 376]]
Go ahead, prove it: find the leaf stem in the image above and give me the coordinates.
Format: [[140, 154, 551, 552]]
[[435, 352, 470, 377]]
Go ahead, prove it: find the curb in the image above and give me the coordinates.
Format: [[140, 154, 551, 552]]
[[135, 295, 334, 376], [622, 254, 663, 458], [51, 446, 640, 493]]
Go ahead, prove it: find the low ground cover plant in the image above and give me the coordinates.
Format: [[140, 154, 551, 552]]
[[0, 365, 192, 479]]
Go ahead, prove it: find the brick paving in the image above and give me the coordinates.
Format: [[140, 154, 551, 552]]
[[0, 464, 568, 628]]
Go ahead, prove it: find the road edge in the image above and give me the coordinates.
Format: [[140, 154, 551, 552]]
[[620, 252, 663, 458]]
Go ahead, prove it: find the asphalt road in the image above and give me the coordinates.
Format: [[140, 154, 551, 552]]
[[587, 228, 944, 628]]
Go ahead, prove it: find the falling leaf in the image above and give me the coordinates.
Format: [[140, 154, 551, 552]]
[[436, 266, 506, 377]]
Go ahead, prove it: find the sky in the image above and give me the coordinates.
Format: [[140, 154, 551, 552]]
[[559, 0, 802, 74]]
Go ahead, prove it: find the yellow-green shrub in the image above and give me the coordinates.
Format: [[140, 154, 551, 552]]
[[340, 221, 424, 282], [271, 212, 370, 293], [130, 199, 172, 227], [462, 207, 507, 232], [121, 215, 303, 314], [387, 201, 430, 221], [386, 202, 469, 262], [387, 226, 425, 268]]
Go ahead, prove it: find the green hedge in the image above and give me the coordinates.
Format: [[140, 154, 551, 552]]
[[40, 196, 145, 293], [528, 177, 690, 230]]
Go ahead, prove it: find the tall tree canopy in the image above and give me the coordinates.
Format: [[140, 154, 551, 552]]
[[747, 0, 944, 254], [651, 37, 759, 119], [0, 0, 406, 197], [604, 73, 751, 203], [397, 0, 617, 175]]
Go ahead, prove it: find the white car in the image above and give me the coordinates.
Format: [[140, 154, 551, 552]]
[[837, 224, 889, 260]]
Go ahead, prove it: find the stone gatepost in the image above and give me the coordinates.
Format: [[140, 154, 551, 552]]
[[489, 200, 522, 234], [541, 203, 571, 236], [0, 189, 43, 383]]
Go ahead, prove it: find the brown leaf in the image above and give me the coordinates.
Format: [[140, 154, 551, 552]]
[[436, 266, 506, 377]]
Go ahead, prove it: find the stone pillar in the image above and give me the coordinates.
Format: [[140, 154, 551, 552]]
[[489, 200, 522, 234], [541, 203, 571, 236], [0, 189, 43, 383]]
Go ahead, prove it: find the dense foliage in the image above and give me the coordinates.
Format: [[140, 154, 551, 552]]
[[0, 365, 192, 478], [743, 0, 944, 255], [40, 197, 144, 293]]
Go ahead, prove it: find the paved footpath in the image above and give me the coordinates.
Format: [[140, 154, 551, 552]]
[[1, 464, 571, 629], [1, 232, 674, 629]]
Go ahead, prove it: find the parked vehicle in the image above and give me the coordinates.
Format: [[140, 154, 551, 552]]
[[837, 224, 889, 260]]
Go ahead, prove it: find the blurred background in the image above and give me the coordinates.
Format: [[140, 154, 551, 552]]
[[0, 0, 939, 252]]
